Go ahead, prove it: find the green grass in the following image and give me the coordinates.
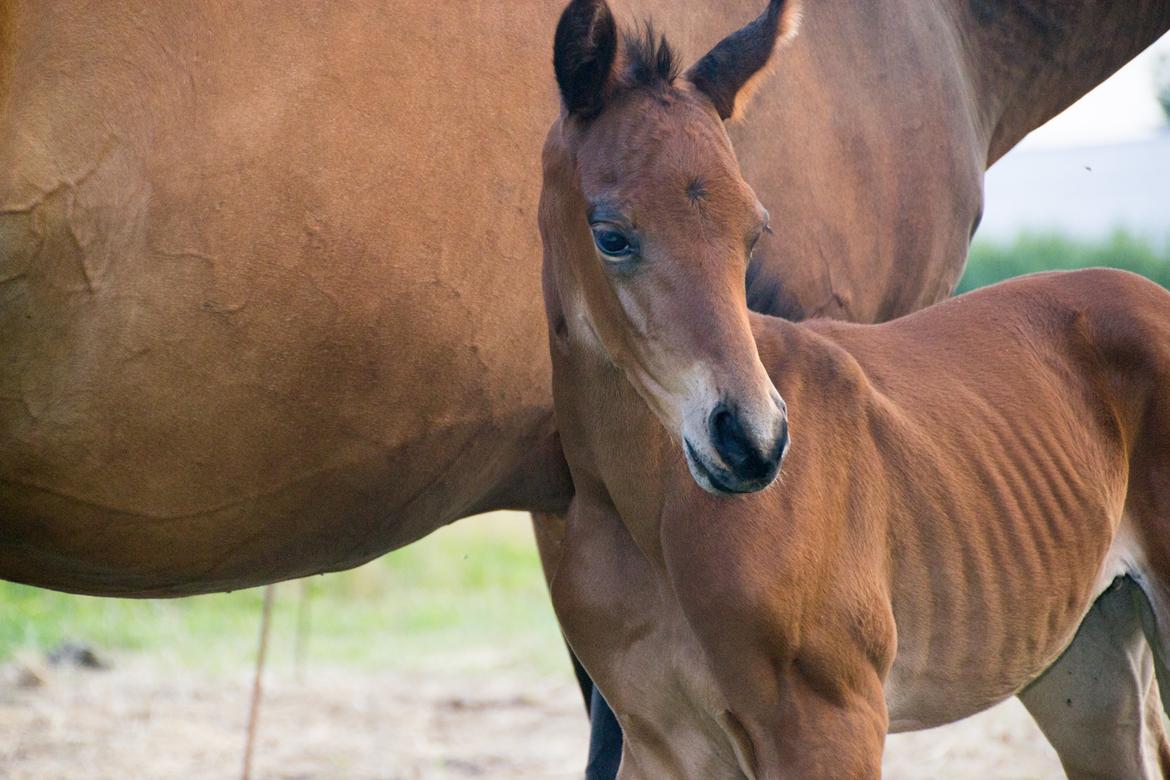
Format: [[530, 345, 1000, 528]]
[[0, 511, 571, 676], [958, 228, 1170, 293]]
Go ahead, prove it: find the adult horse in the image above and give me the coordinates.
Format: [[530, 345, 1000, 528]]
[[3, 0, 1167, 593], [0, 0, 1168, 771], [541, 2, 1170, 776]]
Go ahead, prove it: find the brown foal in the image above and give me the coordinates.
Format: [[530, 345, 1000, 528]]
[[541, 0, 1170, 777]]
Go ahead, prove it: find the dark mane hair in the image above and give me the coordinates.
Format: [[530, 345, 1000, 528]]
[[621, 23, 680, 91]]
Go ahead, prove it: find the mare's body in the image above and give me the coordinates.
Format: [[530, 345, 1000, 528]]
[[2, 0, 1168, 595]]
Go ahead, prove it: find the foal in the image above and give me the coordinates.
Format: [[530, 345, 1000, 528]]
[[541, 0, 1170, 777]]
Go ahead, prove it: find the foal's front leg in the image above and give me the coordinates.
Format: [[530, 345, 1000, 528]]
[[666, 582, 891, 778], [709, 643, 889, 779], [663, 510, 894, 778], [548, 496, 709, 778]]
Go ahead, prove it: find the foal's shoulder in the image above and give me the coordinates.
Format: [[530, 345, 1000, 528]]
[[753, 315, 873, 399]]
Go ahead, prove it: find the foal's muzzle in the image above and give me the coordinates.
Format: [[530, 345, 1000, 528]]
[[685, 398, 789, 495]]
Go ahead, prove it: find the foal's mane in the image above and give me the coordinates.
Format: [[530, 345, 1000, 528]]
[[621, 23, 680, 92]]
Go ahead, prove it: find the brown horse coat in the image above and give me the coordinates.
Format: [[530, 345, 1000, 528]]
[[549, 268, 1170, 778], [1, 0, 1168, 596], [541, 4, 1170, 774]]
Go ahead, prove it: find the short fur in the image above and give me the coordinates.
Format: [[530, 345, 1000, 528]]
[[1, 0, 1166, 658], [540, 2, 1170, 777]]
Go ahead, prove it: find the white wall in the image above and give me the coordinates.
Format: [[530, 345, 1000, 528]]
[[978, 132, 1170, 243], [975, 31, 1170, 244]]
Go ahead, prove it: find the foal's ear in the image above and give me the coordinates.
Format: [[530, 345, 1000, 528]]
[[686, 0, 801, 122], [553, 0, 619, 120]]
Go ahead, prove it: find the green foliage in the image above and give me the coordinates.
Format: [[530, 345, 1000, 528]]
[[957, 229, 1170, 294], [0, 513, 568, 675]]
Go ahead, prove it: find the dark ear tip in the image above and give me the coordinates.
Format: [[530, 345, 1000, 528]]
[[553, 0, 619, 119], [686, 0, 799, 121]]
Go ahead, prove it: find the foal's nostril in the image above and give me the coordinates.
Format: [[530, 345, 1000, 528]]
[[709, 404, 777, 483], [711, 406, 751, 470]]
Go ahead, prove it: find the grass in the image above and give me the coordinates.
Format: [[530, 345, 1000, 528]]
[[958, 228, 1170, 293], [0, 511, 571, 677]]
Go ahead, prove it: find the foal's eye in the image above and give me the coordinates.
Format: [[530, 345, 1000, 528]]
[[591, 227, 635, 259]]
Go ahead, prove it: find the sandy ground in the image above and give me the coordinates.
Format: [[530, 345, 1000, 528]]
[[0, 654, 1065, 779]]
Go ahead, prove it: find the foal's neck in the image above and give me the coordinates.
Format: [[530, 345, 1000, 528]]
[[550, 308, 687, 542]]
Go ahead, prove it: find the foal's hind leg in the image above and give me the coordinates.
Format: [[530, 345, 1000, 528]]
[[1018, 578, 1170, 779]]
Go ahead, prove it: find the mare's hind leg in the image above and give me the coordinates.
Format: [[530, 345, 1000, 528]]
[[1018, 577, 1170, 779]]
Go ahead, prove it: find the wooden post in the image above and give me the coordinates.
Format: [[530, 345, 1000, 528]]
[[293, 578, 312, 681], [242, 584, 276, 780]]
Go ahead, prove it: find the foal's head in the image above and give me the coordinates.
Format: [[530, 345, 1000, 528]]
[[542, 0, 798, 495]]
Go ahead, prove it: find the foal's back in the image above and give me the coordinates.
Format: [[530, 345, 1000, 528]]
[[749, 267, 1170, 728]]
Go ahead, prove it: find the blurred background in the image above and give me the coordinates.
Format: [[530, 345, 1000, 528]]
[[963, 34, 1170, 292], [2, 33, 1168, 780]]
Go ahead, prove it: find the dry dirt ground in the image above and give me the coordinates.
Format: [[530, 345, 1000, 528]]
[[0, 654, 1066, 779]]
